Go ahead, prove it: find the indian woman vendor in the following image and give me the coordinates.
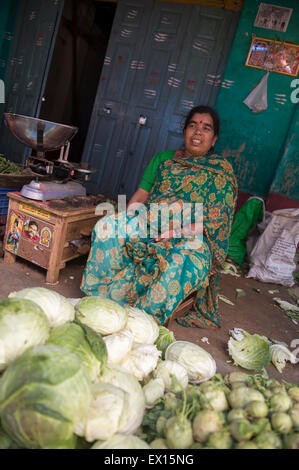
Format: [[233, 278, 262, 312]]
[[81, 105, 238, 329]]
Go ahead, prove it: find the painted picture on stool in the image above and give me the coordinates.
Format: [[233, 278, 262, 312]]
[[23, 219, 40, 242], [6, 211, 24, 254], [254, 3, 293, 33], [246, 37, 299, 77]]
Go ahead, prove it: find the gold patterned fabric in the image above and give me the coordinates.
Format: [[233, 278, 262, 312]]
[[81, 150, 237, 328]]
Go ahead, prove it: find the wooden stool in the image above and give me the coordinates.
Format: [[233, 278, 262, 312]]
[[166, 291, 197, 326], [3, 192, 104, 284]]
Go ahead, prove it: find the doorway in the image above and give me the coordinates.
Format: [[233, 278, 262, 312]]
[[39, 0, 116, 164]]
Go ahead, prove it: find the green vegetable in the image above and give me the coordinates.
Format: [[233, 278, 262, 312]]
[[0, 298, 50, 371], [155, 326, 176, 359], [288, 386, 299, 402], [283, 433, 299, 449], [165, 340, 216, 384], [229, 419, 254, 441], [206, 430, 233, 449], [47, 321, 107, 382], [164, 390, 193, 449], [228, 387, 265, 408], [98, 365, 145, 434], [0, 155, 22, 174], [227, 408, 247, 422], [165, 415, 193, 449], [254, 431, 283, 449], [92, 434, 150, 449], [289, 405, 299, 429], [153, 359, 188, 393], [270, 393, 292, 412], [0, 345, 91, 449], [125, 306, 159, 344], [150, 438, 168, 449], [120, 344, 161, 381], [9, 287, 75, 328], [235, 441, 259, 449], [228, 329, 271, 371], [75, 296, 127, 335], [271, 412, 293, 434], [199, 384, 228, 412], [224, 371, 252, 384], [103, 329, 133, 364], [270, 343, 297, 373], [75, 382, 126, 441], [245, 400, 268, 418], [143, 378, 165, 408], [192, 410, 222, 443]]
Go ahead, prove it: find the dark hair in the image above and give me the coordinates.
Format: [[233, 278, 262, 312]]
[[28, 221, 38, 229], [183, 105, 220, 137]]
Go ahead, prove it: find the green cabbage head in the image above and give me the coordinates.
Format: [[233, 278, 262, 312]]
[[9, 287, 75, 328], [228, 330, 271, 371], [75, 296, 127, 335], [46, 321, 107, 382], [0, 298, 50, 371], [0, 345, 91, 449]]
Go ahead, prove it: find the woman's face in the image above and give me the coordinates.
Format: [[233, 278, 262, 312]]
[[184, 112, 218, 157]]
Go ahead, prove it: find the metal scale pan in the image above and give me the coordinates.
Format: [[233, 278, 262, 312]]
[[4, 114, 95, 201]]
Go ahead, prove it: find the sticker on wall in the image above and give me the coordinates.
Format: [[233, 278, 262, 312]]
[[23, 219, 40, 243], [6, 211, 24, 254], [40, 227, 52, 248], [104, 56, 111, 66]]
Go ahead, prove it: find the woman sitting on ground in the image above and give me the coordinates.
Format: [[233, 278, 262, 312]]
[[81, 105, 238, 329]]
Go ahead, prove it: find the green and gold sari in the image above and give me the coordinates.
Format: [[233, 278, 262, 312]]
[[81, 150, 238, 329]]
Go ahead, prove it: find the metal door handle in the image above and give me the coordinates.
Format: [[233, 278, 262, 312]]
[[130, 115, 147, 155]]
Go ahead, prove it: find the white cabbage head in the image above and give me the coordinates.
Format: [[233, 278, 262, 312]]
[[0, 298, 50, 371], [143, 378, 165, 408], [74, 382, 127, 442], [153, 359, 189, 392], [92, 434, 150, 449], [97, 365, 145, 434], [165, 340, 216, 383], [119, 344, 161, 381], [9, 287, 75, 328], [75, 296, 127, 335], [125, 306, 159, 344], [103, 330, 134, 364]]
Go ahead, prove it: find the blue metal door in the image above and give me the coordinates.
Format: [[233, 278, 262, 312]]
[[83, 0, 239, 199], [0, 0, 64, 165]]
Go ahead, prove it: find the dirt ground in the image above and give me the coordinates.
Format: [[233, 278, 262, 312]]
[[0, 255, 298, 384]]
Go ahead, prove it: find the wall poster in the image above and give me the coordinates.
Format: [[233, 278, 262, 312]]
[[245, 36, 299, 77], [254, 3, 293, 32]]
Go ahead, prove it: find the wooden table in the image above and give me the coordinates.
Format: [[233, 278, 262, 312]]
[[3, 192, 103, 284]]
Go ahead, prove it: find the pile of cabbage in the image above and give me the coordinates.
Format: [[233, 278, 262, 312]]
[[0, 287, 298, 450], [0, 288, 215, 449]]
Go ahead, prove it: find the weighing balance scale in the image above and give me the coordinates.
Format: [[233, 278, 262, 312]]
[[3, 114, 104, 284], [4, 113, 96, 201]]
